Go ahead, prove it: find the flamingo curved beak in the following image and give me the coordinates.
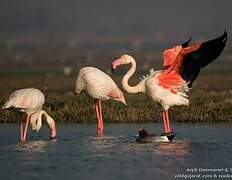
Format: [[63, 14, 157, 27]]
[[111, 59, 121, 73], [111, 66, 115, 73]]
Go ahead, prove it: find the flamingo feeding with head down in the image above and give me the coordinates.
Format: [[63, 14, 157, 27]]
[[76, 67, 127, 135], [2, 88, 57, 142], [112, 32, 227, 138]]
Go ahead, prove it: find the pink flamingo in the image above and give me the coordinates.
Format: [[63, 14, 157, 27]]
[[75, 67, 127, 135], [112, 32, 227, 136], [2, 88, 57, 141]]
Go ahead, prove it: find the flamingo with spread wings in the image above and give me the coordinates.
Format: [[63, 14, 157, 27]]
[[112, 32, 227, 136], [2, 88, 57, 141], [76, 67, 126, 135]]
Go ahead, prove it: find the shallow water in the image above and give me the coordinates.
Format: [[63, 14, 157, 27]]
[[0, 123, 232, 180]]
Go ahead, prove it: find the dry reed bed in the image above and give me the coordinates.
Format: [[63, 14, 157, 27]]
[[0, 74, 232, 123]]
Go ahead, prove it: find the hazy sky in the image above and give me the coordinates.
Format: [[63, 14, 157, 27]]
[[0, 0, 231, 40]]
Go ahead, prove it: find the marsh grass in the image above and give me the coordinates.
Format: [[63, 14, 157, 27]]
[[0, 72, 232, 123]]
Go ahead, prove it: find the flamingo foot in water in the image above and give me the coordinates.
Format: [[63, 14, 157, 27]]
[[97, 126, 104, 136]]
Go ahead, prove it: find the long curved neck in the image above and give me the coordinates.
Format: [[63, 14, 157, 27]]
[[38, 110, 57, 138], [122, 58, 145, 94], [30, 111, 41, 131]]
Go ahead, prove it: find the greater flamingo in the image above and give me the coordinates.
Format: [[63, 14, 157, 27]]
[[2, 88, 57, 141], [112, 32, 227, 138], [75, 67, 127, 135]]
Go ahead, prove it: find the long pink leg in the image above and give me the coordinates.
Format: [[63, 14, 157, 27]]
[[94, 99, 100, 125], [162, 110, 168, 133], [165, 110, 172, 133], [20, 117, 25, 141], [94, 100, 103, 135], [22, 115, 30, 141], [97, 100, 104, 135]]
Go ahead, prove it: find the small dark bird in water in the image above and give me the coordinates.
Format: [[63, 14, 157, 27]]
[[136, 129, 177, 143], [138, 128, 149, 138]]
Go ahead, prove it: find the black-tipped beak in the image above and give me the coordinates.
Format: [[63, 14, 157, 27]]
[[111, 66, 115, 73]]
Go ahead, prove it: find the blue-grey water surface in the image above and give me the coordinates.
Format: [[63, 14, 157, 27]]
[[0, 123, 232, 180]]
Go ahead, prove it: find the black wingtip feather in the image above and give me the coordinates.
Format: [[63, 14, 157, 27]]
[[198, 31, 227, 68], [223, 30, 228, 42], [181, 31, 228, 87], [181, 37, 192, 48]]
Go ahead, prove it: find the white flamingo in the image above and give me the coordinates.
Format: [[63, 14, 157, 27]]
[[112, 32, 227, 135], [76, 67, 127, 135], [2, 88, 57, 141]]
